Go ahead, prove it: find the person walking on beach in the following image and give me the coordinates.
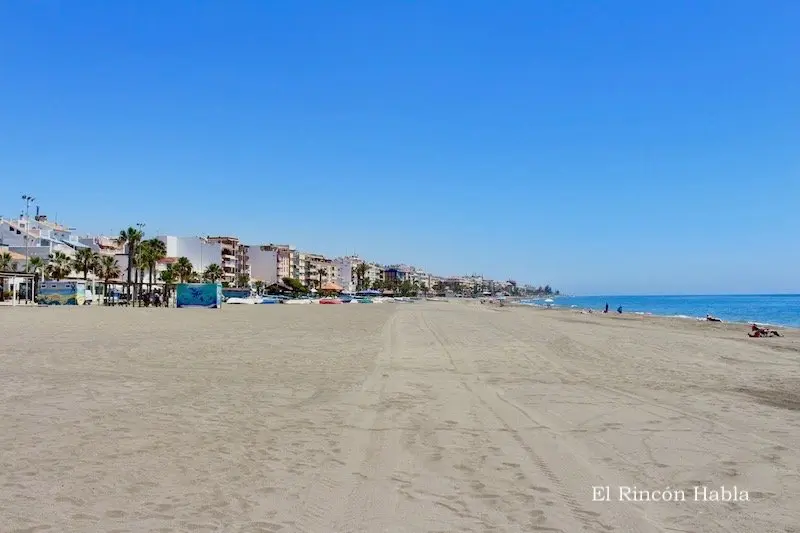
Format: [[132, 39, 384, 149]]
[[617, 306, 623, 314], [604, 303, 609, 313]]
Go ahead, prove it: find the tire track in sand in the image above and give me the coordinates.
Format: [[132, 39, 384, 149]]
[[420, 309, 667, 533], [294, 310, 402, 533]]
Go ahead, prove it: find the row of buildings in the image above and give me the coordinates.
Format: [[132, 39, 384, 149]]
[[0, 209, 521, 295]]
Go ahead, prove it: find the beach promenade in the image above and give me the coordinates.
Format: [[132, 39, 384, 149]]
[[1, 302, 798, 532]]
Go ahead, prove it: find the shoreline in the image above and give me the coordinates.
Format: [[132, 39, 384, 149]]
[[512, 298, 800, 331], [507, 301, 800, 334]]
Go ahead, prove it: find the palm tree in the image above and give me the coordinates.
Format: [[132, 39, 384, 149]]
[[27, 255, 45, 291], [253, 280, 264, 295], [71, 248, 99, 280], [117, 227, 144, 300], [203, 263, 223, 283], [134, 245, 146, 300], [0, 252, 12, 271], [0, 252, 12, 301], [138, 239, 166, 294], [355, 263, 368, 291], [97, 255, 121, 300], [46, 251, 72, 280], [159, 264, 177, 304], [175, 256, 193, 283], [236, 273, 250, 288]]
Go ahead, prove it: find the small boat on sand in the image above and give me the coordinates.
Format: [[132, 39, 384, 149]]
[[226, 297, 260, 304], [319, 298, 342, 304], [283, 298, 312, 305]]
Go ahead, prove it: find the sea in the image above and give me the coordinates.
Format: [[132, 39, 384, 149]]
[[518, 294, 800, 328]]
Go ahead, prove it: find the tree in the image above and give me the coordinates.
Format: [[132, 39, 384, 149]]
[[236, 273, 250, 288], [203, 263, 223, 283], [72, 248, 100, 280], [253, 280, 264, 294], [117, 227, 144, 300], [27, 255, 45, 286], [282, 276, 309, 294], [0, 252, 13, 271], [175, 257, 193, 283], [97, 255, 121, 299], [0, 252, 13, 301], [139, 239, 166, 293], [355, 263, 368, 291], [159, 264, 177, 304], [45, 251, 72, 280], [399, 279, 413, 296]]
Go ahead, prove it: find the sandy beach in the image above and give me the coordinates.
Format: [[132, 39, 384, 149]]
[[1, 301, 798, 532]]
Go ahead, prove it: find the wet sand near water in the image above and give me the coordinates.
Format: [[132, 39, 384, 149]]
[[1, 302, 798, 532]]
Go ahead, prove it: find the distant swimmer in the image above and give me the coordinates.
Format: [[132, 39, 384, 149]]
[[706, 314, 722, 322]]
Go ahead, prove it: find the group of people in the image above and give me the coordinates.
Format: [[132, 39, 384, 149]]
[[706, 315, 783, 337], [603, 303, 622, 314], [140, 290, 164, 307], [748, 324, 782, 337]]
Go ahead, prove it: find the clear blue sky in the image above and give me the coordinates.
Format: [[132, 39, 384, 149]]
[[1, 1, 798, 294]]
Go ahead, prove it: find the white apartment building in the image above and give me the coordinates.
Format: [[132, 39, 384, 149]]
[[365, 263, 383, 287], [251, 244, 294, 282], [292, 252, 334, 288], [158, 236, 223, 274], [206, 236, 245, 284], [0, 215, 86, 262], [333, 256, 361, 293], [247, 245, 279, 285]]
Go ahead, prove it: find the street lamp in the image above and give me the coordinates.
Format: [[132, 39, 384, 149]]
[[197, 236, 208, 273], [21, 195, 35, 271], [21, 195, 35, 303]]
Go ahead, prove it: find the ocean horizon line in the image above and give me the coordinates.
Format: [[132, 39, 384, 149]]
[[560, 293, 800, 298]]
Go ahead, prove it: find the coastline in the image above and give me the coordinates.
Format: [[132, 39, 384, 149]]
[[507, 300, 800, 335], [513, 296, 800, 330]]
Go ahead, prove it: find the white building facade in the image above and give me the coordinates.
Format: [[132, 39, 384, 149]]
[[333, 256, 360, 293], [247, 246, 279, 285], [157, 236, 223, 274]]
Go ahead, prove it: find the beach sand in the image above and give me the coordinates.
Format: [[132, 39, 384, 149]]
[[1, 302, 798, 532]]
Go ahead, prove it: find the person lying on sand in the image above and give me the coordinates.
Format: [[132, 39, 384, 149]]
[[706, 314, 722, 322], [749, 324, 782, 337]]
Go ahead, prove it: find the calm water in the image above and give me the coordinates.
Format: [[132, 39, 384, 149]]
[[519, 295, 800, 328]]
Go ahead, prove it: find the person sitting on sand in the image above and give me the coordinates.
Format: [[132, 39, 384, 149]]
[[749, 324, 782, 337], [706, 314, 722, 322]]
